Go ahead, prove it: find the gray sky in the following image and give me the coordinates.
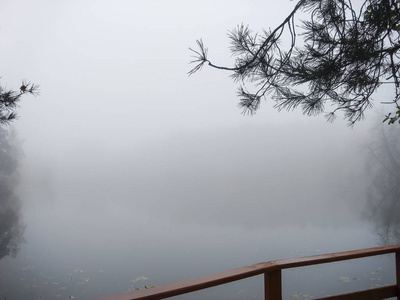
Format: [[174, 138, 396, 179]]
[[0, 0, 383, 232]]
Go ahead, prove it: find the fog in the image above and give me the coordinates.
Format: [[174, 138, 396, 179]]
[[0, 1, 397, 299], [21, 118, 367, 223]]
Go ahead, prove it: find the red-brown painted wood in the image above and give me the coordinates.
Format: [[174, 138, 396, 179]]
[[396, 251, 400, 300], [97, 262, 275, 300], [96, 245, 400, 300], [264, 270, 282, 300]]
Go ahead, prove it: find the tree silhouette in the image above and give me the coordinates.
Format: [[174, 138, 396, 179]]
[[0, 127, 25, 260], [0, 80, 39, 125], [0, 79, 39, 259], [365, 123, 400, 244], [189, 0, 400, 125]]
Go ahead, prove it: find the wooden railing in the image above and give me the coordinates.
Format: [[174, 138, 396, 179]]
[[97, 244, 400, 300]]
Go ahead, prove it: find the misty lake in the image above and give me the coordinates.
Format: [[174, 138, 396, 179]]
[[0, 120, 399, 300], [1, 0, 400, 299]]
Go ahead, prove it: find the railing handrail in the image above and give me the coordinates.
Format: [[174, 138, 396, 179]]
[[97, 244, 400, 300]]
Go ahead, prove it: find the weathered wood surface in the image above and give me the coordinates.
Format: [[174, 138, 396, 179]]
[[97, 244, 400, 300]]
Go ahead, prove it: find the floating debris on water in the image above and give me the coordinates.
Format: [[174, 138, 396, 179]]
[[339, 276, 351, 282], [370, 277, 381, 281], [131, 276, 149, 283], [73, 268, 84, 273], [19, 265, 34, 271], [77, 277, 90, 285]]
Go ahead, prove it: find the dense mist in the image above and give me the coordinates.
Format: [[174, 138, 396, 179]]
[[18, 118, 370, 233]]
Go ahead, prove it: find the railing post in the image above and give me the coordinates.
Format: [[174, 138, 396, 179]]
[[264, 270, 282, 300], [396, 251, 400, 300]]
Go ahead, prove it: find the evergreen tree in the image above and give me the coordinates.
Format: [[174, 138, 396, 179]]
[[0, 79, 39, 259], [365, 123, 400, 244], [189, 0, 400, 125], [0, 80, 39, 125]]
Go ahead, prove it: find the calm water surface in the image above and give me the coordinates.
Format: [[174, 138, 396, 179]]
[[0, 217, 395, 299], [1, 122, 395, 299]]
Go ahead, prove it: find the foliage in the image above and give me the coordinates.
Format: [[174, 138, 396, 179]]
[[189, 0, 400, 125], [0, 77, 39, 259], [0, 80, 39, 126], [383, 104, 400, 123]]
